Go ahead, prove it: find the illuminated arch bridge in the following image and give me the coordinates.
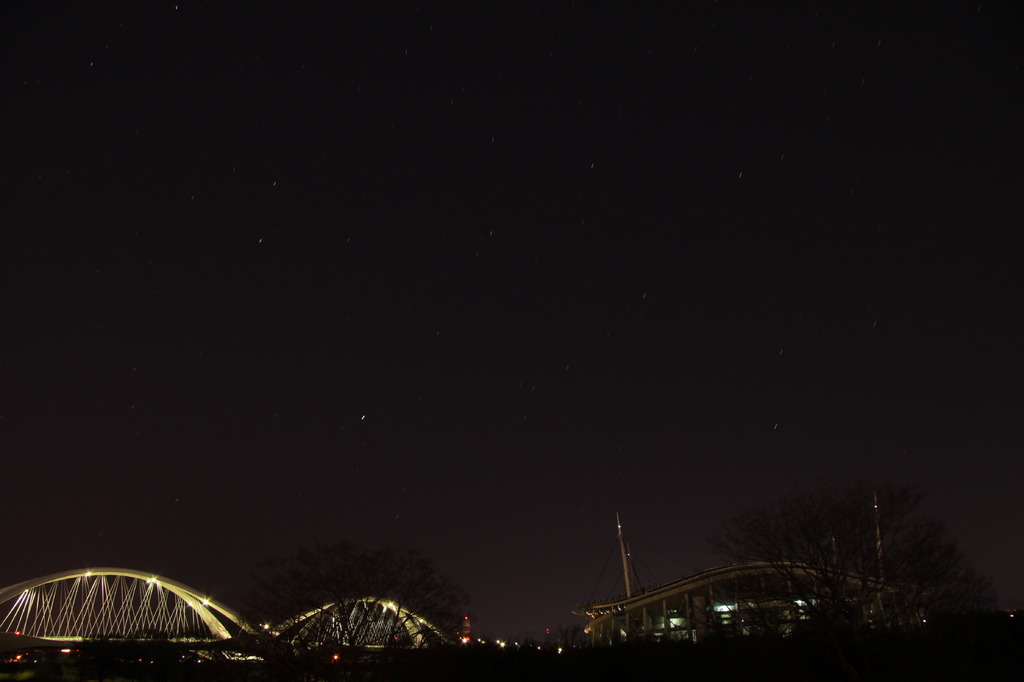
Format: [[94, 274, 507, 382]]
[[0, 568, 249, 643], [0, 568, 449, 648]]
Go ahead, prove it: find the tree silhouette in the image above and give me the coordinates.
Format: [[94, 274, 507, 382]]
[[245, 541, 468, 680], [709, 482, 994, 681]]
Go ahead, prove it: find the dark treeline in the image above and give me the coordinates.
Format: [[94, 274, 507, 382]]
[[2, 612, 1020, 682], [412, 614, 1021, 682]]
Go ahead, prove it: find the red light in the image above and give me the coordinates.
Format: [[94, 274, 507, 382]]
[[14, 631, 21, 636], [463, 616, 469, 620]]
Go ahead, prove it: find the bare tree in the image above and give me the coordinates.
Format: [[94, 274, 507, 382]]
[[709, 482, 994, 681], [553, 622, 585, 649], [245, 541, 468, 680]]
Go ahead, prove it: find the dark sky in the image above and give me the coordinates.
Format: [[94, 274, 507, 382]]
[[2, 1, 1021, 638]]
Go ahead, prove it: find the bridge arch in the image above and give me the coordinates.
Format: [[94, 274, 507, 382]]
[[279, 598, 449, 648], [0, 568, 250, 642]]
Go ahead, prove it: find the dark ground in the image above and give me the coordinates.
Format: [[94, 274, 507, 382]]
[[2, 612, 1021, 681]]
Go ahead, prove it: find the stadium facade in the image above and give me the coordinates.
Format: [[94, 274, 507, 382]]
[[574, 561, 888, 646]]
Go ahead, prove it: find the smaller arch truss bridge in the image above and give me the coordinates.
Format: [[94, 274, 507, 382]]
[[281, 598, 447, 649], [0, 568, 246, 643]]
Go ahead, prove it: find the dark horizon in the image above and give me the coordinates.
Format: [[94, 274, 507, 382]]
[[2, 1, 1021, 638]]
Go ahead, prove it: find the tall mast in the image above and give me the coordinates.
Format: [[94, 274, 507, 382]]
[[616, 512, 636, 598], [873, 490, 885, 582], [873, 490, 888, 625]]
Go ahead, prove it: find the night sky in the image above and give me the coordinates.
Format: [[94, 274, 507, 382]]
[[2, 1, 1021, 638]]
